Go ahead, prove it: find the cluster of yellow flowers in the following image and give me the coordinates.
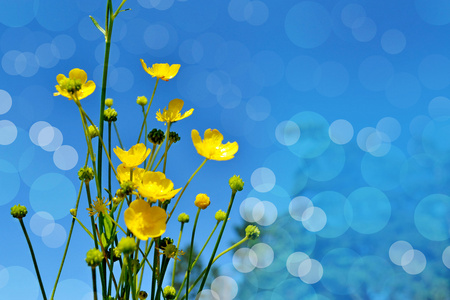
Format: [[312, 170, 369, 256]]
[[54, 60, 239, 242]]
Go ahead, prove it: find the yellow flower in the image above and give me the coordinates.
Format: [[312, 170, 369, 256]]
[[113, 144, 151, 168], [87, 197, 110, 220], [156, 98, 193, 124], [116, 164, 145, 186], [191, 129, 238, 161], [124, 199, 167, 240], [54, 68, 96, 100], [138, 171, 182, 202], [140, 60, 180, 81], [194, 193, 210, 209]]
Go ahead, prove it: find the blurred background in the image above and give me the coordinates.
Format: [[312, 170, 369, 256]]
[[1, 0, 450, 299]]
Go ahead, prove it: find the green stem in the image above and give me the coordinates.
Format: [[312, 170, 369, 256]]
[[97, 1, 115, 193], [162, 122, 171, 174], [166, 158, 208, 222], [198, 190, 237, 292], [171, 223, 185, 286], [178, 237, 247, 300], [186, 208, 201, 300], [113, 121, 124, 149], [91, 268, 98, 300], [51, 173, 85, 299], [19, 218, 47, 300], [174, 222, 219, 300], [137, 78, 159, 144]]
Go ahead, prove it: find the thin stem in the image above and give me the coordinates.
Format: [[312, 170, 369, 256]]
[[198, 190, 237, 292], [171, 223, 185, 286], [162, 122, 171, 174], [178, 237, 248, 300], [186, 208, 201, 300], [97, 3, 115, 192], [19, 218, 47, 300], [113, 121, 124, 149], [91, 268, 98, 300], [174, 222, 219, 300], [137, 78, 159, 144], [166, 158, 208, 223], [51, 173, 86, 299]]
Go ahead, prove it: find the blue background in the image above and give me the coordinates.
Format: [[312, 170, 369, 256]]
[[1, 0, 450, 299]]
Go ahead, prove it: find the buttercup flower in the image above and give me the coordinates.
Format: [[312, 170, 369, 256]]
[[116, 164, 145, 186], [114, 143, 151, 168], [191, 129, 238, 161], [124, 199, 167, 240], [156, 98, 193, 124], [138, 171, 181, 202], [54, 68, 96, 100], [140, 60, 180, 81], [87, 197, 110, 220], [194, 193, 210, 209]]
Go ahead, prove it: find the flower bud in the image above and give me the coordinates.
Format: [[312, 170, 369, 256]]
[[194, 193, 210, 210], [85, 248, 103, 267], [104, 108, 118, 122], [177, 212, 189, 223], [137, 96, 148, 106], [70, 208, 77, 217], [88, 125, 99, 139], [120, 181, 135, 195], [78, 167, 95, 182], [163, 286, 176, 300], [138, 291, 148, 299], [147, 128, 165, 145], [169, 132, 180, 144], [245, 225, 260, 240], [229, 175, 244, 192], [215, 210, 227, 222], [11, 204, 27, 219], [105, 98, 113, 107], [117, 236, 136, 256]]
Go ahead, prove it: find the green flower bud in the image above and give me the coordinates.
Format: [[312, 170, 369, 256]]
[[137, 96, 148, 106], [169, 132, 180, 144], [138, 291, 148, 299], [104, 108, 118, 122], [117, 236, 136, 256], [78, 167, 95, 182], [160, 237, 174, 249], [88, 125, 99, 139], [11, 204, 28, 219], [105, 98, 113, 107], [147, 128, 165, 145], [163, 286, 176, 300], [177, 212, 189, 223], [215, 210, 227, 222], [112, 196, 122, 206], [113, 247, 121, 259], [70, 208, 77, 217], [85, 248, 103, 267], [120, 181, 135, 195], [229, 175, 244, 192], [245, 225, 260, 240]]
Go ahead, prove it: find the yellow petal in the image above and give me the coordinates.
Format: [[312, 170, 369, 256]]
[[168, 98, 184, 114], [167, 64, 181, 79], [69, 68, 88, 83]]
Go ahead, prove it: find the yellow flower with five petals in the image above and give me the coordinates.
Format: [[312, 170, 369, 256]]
[[156, 98, 193, 124], [54, 68, 96, 100], [113, 144, 151, 168], [191, 129, 238, 161], [138, 171, 182, 202], [124, 199, 166, 240], [140, 60, 180, 81]]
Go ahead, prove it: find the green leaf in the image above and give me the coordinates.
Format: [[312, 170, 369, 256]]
[[89, 15, 106, 36]]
